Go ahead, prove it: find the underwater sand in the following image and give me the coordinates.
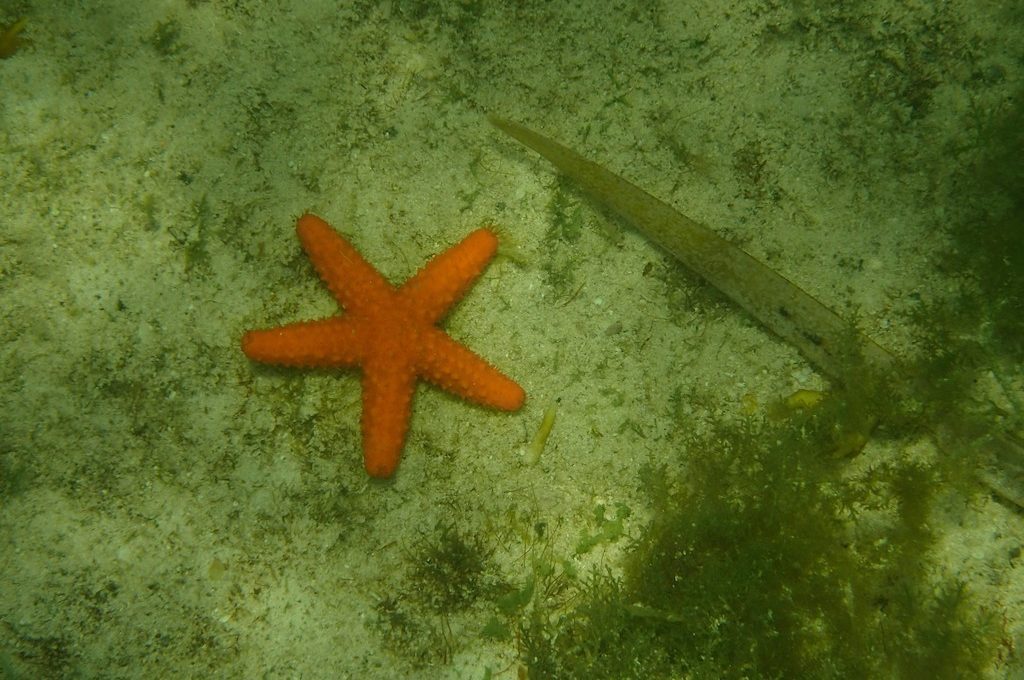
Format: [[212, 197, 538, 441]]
[[1, 1, 1022, 677]]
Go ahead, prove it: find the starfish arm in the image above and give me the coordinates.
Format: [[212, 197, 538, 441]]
[[361, 356, 417, 478], [296, 214, 394, 314], [399, 228, 499, 324], [418, 327, 525, 411], [242, 317, 367, 367]]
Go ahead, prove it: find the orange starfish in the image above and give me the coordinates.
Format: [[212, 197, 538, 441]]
[[242, 213, 525, 478]]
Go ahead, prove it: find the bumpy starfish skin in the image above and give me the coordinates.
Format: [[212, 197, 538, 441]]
[[242, 214, 525, 478]]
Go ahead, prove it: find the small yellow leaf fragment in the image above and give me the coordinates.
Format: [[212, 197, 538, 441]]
[[524, 404, 557, 465], [740, 391, 759, 415], [832, 430, 870, 458], [785, 388, 826, 410], [208, 557, 227, 580], [767, 388, 828, 420]]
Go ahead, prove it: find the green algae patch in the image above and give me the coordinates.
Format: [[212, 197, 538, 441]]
[[574, 503, 630, 555], [516, 400, 1005, 679]]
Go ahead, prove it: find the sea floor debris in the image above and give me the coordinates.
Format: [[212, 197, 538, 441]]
[[490, 115, 1024, 509]]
